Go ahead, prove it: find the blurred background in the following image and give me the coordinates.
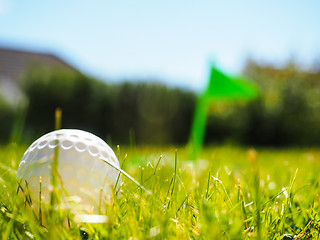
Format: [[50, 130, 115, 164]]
[[0, 1, 320, 147]]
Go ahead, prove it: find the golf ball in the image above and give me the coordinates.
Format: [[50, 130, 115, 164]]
[[17, 129, 121, 214]]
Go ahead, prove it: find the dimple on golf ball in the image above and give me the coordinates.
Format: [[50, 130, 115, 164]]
[[17, 129, 121, 214]]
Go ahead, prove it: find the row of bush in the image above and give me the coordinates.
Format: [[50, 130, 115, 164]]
[[1, 60, 320, 146], [19, 67, 196, 145]]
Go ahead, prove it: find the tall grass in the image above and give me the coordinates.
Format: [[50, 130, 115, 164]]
[[1, 144, 320, 239]]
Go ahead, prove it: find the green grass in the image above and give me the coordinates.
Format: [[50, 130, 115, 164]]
[[1, 143, 320, 239]]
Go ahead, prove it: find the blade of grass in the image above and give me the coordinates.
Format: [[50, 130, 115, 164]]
[[176, 191, 192, 215], [168, 149, 178, 208], [114, 153, 127, 193], [144, 155, 162, 183], [211, 176, 234, 209], [50, 108, 62, 207], [39, 176, 42, 226], [205, 170, 211, 199], [99, 157, 150, 193]]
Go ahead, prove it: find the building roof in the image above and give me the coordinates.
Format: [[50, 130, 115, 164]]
[[0, 47, 79, 83]]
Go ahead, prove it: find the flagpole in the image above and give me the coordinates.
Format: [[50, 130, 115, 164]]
[[189, 94, 209, 159]]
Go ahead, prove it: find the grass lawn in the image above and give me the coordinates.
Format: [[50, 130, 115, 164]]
[[1, 143, 320, 239]]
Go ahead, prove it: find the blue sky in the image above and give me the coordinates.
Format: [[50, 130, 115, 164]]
[[1, 0, 320, 91]]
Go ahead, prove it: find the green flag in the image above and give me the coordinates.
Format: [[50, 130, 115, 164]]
[[189, 67, 258, 158], [205, 67, 257, 100]]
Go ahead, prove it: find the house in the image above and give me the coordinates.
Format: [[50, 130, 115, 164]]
[[0, 47, 79, 106]]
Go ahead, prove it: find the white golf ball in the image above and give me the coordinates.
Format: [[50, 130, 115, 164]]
[[17, 129, 121, 214]]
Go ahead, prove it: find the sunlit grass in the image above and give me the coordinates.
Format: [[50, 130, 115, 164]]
[[1, 143, 320, 239]]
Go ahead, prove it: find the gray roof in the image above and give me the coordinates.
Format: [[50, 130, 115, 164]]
[[0, 47, 79, 83]]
